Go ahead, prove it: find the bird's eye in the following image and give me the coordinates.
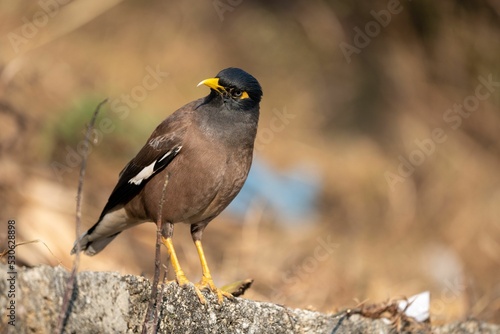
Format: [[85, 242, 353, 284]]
[[232, 89, 242, 97]]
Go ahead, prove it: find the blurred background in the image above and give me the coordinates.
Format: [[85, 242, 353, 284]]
[[1, 0, 499, 324]]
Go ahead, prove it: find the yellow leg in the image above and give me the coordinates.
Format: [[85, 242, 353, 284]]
[[161, 237, 188, 285], [161, 236, 207, 303], [194, 240, 234, 304]]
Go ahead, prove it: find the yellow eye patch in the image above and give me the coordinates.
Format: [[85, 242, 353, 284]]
[[240, 91, 249, 99]]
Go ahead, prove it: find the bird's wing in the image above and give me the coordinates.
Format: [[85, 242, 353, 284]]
[[71, 111, 192, 255], [97, 113, 189, 221]]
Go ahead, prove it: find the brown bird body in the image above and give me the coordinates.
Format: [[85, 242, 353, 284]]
[[72, 67, 262, 303], [128, 99, 256, 235]]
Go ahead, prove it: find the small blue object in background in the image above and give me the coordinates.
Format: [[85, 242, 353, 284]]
[[227, 157, 321, 227]]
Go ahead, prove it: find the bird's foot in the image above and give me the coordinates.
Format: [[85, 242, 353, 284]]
[[175, 272, 190, 287], [196, 275, 234, 304], [174, 272, 207, 304]]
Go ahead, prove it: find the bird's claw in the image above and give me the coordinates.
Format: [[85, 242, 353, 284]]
[[196, 275, 234, 304], [174, 273, 208, 304], [175, 273, 190, 287]]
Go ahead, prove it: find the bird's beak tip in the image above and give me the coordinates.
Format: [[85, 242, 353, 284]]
[[197, 77, 222, 91]]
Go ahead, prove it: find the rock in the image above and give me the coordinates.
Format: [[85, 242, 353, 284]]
[[0, 264, 498, 333]]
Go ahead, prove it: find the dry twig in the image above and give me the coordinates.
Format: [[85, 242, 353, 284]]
[[56, 99, 107, 334], [142, 172, 170, 334]]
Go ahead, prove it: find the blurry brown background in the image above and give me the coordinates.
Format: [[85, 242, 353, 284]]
[[1, 0, 499, 324]]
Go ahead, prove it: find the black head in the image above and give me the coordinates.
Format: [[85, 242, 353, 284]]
[[198, 67, 263, 111], [216, 68, 263, 104]]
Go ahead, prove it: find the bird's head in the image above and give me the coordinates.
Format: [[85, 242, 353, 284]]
[[198, 67, 262, 111]]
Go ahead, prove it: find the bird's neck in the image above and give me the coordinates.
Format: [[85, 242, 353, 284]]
[[196, 100, 259, 148]]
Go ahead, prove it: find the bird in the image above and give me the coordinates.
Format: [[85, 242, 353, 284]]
[[71, 67, 262, 304]]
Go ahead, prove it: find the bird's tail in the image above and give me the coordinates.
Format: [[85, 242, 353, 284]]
[[70, 207, 141, 256], [71, 231, 121, 256]]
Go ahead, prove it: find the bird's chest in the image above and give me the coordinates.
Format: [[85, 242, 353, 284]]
[[190, 140, 253, 197], [163, 137, 253, 223], [198, 149, 252, 220]]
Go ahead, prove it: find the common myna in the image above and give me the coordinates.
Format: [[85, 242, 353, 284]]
[[71, 67, 263, 303]]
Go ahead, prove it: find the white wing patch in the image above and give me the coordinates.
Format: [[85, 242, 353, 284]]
[[128, 160, 156, 185], [127, 146, 182, 185]]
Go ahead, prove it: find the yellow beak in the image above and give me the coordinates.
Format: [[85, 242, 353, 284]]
[[197, 77, 225, 93]]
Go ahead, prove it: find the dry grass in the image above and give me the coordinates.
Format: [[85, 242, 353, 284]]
[[1, 0, 499, 324]]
